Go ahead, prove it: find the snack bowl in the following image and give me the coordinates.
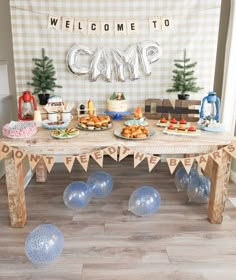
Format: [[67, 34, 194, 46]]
[[42, 120, 70, 130]]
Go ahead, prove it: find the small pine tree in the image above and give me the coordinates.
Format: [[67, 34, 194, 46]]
[[27, 48, 62, 95], [167, 49, 203, 97]]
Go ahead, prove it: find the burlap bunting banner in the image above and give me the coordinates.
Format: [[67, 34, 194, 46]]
[[1, 142, 236, 174]]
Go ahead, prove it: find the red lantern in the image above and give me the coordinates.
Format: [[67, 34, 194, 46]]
[[18, 90, 37, 121]]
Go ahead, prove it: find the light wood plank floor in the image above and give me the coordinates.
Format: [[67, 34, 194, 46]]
[[1, 156, 236, 280]]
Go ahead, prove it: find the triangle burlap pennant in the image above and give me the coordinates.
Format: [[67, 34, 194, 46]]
[[147, 155, 160, 172], [0, 143, 13, 160], [90, 150, 104, 167], [180, 157, 195, 174], [28, 153, 42, 170], [77, 154, 90, 171], [223, 143, 236, 159], [42, 156, 55, 173], [195, 154, 209, 171], [63, 156, 76, 173], [209, 149, 223, 166], [119, 146, 132, 161], [133, 151, 146, 168], [13, 148, 26, 166], [104, 146, 118, 161], [166, 158, 180, 174]]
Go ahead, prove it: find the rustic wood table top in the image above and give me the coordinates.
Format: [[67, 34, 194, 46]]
[[1, 119, 235, 155]]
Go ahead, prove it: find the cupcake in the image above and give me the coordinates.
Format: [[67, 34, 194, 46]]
[[178, 125, 186, 131], [160, 117, 167, 123], [168, 124, 175, 130], [170, 118, 177, 124], [179, 118, 187, 124], [188, 126, 196, 132]]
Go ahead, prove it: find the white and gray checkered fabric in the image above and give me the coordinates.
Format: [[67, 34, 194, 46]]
[[10, 0, 221, 113]]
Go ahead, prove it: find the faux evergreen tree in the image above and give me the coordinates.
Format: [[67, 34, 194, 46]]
[[27, 48, 62, 96], [167, 49, 203, 99]]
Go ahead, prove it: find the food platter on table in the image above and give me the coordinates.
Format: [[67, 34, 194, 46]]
[[156, 117, 190, 128], [114, 124, 155, 140], [77, 114, 113, 131], [163, 126, 201, 136], [50, 128, 79, 139], [42, 119, 70, 130]]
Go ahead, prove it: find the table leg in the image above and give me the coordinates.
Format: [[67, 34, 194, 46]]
[[204, 149, 231, 224], [4, 153, 26, 228], [36, 159, 47, 182]]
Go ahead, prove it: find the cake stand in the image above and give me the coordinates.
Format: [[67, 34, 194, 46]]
[[104, 110, 131, 120]]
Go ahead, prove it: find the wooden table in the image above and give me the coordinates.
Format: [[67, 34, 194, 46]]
[[0, 119, 235, 227]]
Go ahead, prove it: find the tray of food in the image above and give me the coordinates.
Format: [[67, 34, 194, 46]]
[[77, 115, 112, 131], [50, 128, 80, 139], [114, 125, 155, 140], [156, 117, 189, 127], [42, 120, 70, 130], [163, 124, 201, 136]]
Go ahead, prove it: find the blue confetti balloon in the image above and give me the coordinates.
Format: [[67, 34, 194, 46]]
[[174, 167, 199, 192], [187, 175, 211, 203], [25, 224, 64, 265], [63, 181, 92, 209], [87, 171, 113, 198], [128, 186, 161, 217]]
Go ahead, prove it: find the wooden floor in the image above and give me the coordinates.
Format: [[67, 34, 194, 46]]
[[1, 156, 236, 280]]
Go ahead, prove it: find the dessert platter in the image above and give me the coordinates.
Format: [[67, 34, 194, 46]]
[[42, 120, 70, 130], [2, 121, 37, 138], [77, 115, 113, 131], [114, 125, 155, 140], [163, 124, 201, 136], [156, 117, 189, 127], [50, 128, 79, 139]]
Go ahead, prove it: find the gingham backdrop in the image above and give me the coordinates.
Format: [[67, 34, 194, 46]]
[[10, 0, 221, 113]]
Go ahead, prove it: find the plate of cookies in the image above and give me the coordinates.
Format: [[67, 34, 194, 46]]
[[114, 125, 155, 140], [77, 115, 113, 131]]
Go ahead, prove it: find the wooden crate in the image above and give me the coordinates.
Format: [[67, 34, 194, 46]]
[[145, 99, 201, 122]]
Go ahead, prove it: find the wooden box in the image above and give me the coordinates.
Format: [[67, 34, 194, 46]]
[[145, 99, 201, 122]]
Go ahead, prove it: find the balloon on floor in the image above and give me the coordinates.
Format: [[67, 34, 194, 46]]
[[187, 175, 211, 203], [128, 186, 161, 217], [25, 224, 64, 264], [174, 167, 199, 192], [87, 171, 113, 198], [63, 181, 92, 209]]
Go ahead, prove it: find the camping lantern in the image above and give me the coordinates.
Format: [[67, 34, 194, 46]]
[[200, 91, 220, 122], [18, 90, 37, 121]]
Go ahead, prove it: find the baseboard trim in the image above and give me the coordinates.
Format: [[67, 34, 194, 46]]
[[230, 169, 236, 184]]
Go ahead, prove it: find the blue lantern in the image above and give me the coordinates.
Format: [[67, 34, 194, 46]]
[[200, 91, 221, 122]]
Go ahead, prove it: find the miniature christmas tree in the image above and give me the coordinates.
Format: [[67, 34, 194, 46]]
[[167, 49, 203, 99], [27, 48, 62, 96]]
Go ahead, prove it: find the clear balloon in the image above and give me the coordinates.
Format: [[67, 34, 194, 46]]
[[89, 48, 112, 82], [138, 40, 162, 75], [87, 171, 113, 198], [174, 167, 199, 192], [66, 43, 93, 76], [112, 44, 139, 81], [25, 224, 64, 265], [187, 175, 211, 203], [128, 186, 161, 217], [63, 181, 92, 209]]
